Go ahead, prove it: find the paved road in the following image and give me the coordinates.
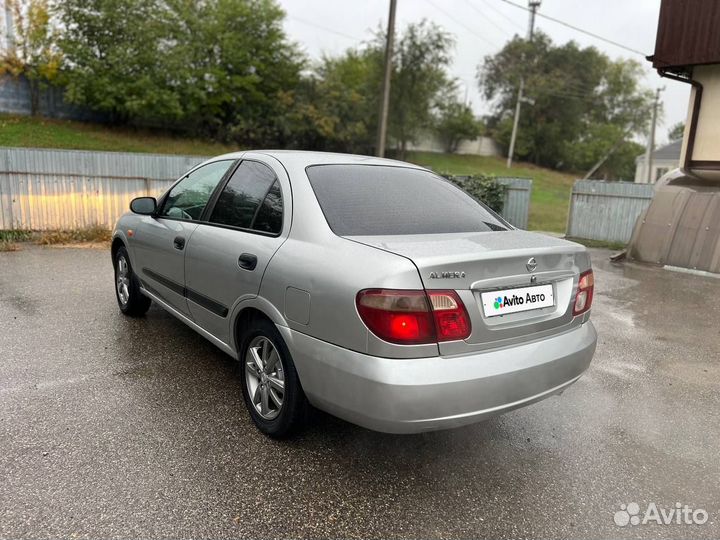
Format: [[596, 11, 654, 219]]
[[1, 245, 719, 539]]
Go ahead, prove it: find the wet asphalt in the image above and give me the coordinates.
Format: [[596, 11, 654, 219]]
[[1, 245, 719, 539]]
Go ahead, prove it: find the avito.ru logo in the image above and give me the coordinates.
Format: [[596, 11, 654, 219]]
[[493, 292, 546, 310], [614, 502, 709, 527]]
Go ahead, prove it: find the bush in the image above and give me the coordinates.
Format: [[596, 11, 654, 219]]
[[0, 226, 112, 248], [0, 230, 32, 251], [441, 173, 506, 214], [36, 225, 111, 245]]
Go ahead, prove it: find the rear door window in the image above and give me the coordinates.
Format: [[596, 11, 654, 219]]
[[306, 164, 509, 236], [252, 180, 283, 234], [209, 161, 283, 234]]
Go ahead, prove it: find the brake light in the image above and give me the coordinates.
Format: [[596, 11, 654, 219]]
[[572, 270, 594, 316], [356, 289, 471, 345]]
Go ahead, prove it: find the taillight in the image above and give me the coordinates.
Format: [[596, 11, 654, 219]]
[[356, 289, 471, 345], [573, 270, 594, 316], [427, 290, 471, 341]]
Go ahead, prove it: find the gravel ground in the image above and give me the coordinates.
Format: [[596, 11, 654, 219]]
[[1, 245, 719, 539]]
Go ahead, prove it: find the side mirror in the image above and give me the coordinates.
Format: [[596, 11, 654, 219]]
[[130, 197, 157, 215]]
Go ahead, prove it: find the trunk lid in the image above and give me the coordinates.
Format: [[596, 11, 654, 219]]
[[347, 230, 590, 354]]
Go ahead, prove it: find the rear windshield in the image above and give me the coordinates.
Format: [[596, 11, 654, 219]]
[[306, 164, 509, 236]]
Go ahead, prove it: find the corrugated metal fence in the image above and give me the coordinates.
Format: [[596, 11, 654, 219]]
[[567, 180, 655, 243], [0, 147, 208, 230], [0, 146, 207, 179], [0, 147, 533, 230], [496, 177, 532, 229], [451, 176, 532, 229]]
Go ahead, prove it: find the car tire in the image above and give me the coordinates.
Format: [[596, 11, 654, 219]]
[[239, 318, 308, 438], [114, 246, 151, 317]]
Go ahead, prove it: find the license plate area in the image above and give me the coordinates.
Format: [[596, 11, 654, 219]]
[[480, 283, 555, 318]]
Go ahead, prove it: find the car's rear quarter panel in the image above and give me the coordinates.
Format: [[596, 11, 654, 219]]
[[258, 160, 438, 359]]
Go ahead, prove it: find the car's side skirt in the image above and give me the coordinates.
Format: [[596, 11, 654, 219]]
[[139, 285, 238, 359]]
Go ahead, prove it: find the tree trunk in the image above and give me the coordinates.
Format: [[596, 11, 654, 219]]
[[400, 138, 407, 160]]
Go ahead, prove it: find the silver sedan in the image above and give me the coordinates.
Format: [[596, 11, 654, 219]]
[[111, 151, 597, 437]]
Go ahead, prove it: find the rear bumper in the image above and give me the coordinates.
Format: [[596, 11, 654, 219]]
[[279, 322, 597, 434]]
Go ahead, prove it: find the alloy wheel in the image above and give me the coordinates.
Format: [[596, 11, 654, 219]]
[[245, 336, 285, 420], [116, 256, 130, 306]]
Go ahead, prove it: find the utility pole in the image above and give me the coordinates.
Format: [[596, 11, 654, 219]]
[[644, 87, 664, 183], [506, 0, 541, 169], [376, 0, 397, 158]]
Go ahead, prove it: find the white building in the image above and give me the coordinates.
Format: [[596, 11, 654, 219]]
[[406, 134, 501, 157], [634, 139, 681, 183]]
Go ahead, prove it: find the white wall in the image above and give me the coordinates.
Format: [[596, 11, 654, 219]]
[[634, 157, 678, 184], [406, 135, 501, 157], [689, 64, 720, 163]]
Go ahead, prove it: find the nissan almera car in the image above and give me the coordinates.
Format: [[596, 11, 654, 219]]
[[111, 151, 597, 437]]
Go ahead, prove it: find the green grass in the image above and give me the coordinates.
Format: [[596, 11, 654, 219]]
[[406, 151, 578, 233], [0, 230, 31, 252], [0, 114, 237, 156], [0, 230, 33, 242], [565, 237, 626, 251]]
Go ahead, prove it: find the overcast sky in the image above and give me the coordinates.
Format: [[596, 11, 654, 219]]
[[279, 0, 688, 146]]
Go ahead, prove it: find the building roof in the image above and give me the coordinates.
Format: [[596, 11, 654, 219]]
[[635, 139, 682, 163], [651, 0, 720, 74]]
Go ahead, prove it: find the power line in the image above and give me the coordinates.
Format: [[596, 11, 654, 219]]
[[423, 0, 499, 49], [287, 16, 364, 42], [468, 0, 526, 33], [498, 0, 647, 57], [461, 0, 517, 40]]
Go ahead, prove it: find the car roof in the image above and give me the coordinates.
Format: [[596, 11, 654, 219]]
[[209, 150, 427, 170]]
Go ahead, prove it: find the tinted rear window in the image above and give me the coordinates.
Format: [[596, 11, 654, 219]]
[[306, 164, 509, 236]]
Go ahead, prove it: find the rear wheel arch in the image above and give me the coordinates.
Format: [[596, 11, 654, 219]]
[[230, 298, 288, 354], [234, 307, 272, 355]]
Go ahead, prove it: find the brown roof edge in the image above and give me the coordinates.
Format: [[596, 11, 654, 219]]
[[652, 0, 720, 70]]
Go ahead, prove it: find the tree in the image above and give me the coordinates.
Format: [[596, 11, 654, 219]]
[[282, 20, 455, 156], [280, 49, 381, 152], [479, 32, 654, 178], [0, 0, 61, 115], [668, 121, 685, 141], [602, 139, 644, 180], [434, 88, 483, 153], [56, 0, 304, 144], [56, 0, 186, 124], [169, 0, 305, 145], [382, 21, 454, 159]]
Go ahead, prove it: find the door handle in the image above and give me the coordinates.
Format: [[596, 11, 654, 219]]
[[173, 236, 186, 250], [238, 253, 258, 271]]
